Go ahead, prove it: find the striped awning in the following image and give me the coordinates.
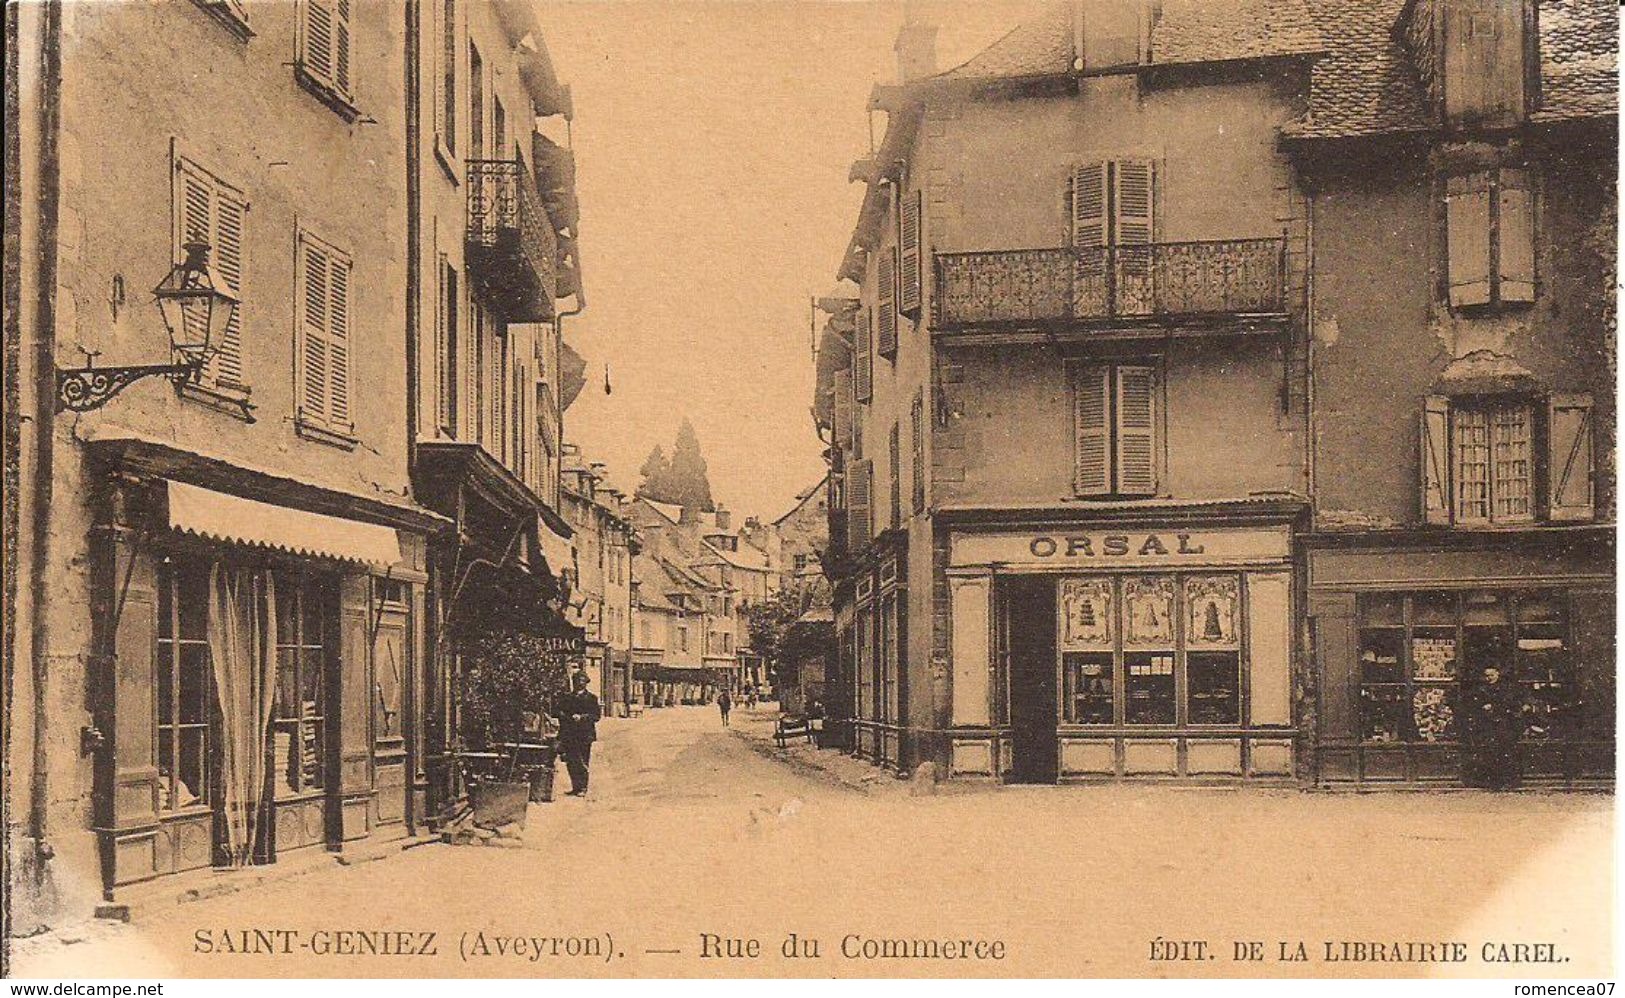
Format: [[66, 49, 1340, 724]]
[[167, 480, 402, 568]]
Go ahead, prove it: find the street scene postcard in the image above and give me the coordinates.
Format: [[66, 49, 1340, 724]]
[[1, 0, 1618, 985]]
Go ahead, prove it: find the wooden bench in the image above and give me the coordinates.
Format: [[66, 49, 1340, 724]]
[[774, 715, 815, 748]]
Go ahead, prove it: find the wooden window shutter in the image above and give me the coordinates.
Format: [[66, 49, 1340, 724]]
[[1420, 395, 1451, 524], [334, 0, 353, 96], [1547, 393, 1595, 521], [833, 368, 854, 450], [1070, 162, 1107, 250], [212, 188, 247, 387], [1072, 363, 1111, 496], [898, 189, 922, 318], [848, 459, 873, 547], [1115, 364, 1159, 495], [1497, 168, 1535, 303], [298, 237, 331, 424], [1113, 160, 1156, 247], [877, 250, 898, 359], [911, 391, 925, 513], [326, 249, 353, 429], [1447, 172, 1492, 307], [303, 0, 338, 88], [889, 421, 901, 529], [855, 309, 873, 403]]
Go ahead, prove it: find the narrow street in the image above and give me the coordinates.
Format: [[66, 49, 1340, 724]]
[[12, 707, 1613, 979]]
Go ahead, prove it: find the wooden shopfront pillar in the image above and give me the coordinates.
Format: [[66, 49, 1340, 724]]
[[946, 568, 998, 778]]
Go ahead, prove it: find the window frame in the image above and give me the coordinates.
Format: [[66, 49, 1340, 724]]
[[173, 148, 252, 410], [156, 558, 216, 815], [1069, 358, 1164, 499], [1443, 166, 1536, 311], [273, 571, 334, 801]]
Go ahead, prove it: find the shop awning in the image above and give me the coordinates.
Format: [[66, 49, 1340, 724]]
[[537, 518, 576, 579], [167, 481, 402, 568]]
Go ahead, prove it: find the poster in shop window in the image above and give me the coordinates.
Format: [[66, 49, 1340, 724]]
[[4, 0, 1617, 988]]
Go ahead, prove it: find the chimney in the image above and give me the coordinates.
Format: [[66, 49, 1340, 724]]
[[714, 506, 731, 532], [895, 20, 938, 83]]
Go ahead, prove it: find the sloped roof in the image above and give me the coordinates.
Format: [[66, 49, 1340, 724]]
[[701, 538, 773, 573], [1532, 0, 1619, 122], [638, 497, 684, 524], [771, 475, 830, 526], [936, 0, 1324, 81], [1287, 0, 1617, 139]]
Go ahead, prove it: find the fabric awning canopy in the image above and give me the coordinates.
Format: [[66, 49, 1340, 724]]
[[167, 481, 403, 568], [537, 518, 576, 580]]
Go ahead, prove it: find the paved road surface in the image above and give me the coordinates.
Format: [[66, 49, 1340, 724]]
[[12, 705, 1612, 978]]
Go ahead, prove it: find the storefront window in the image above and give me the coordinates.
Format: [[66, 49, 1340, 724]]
[[1122, 577, 1176, 725], [1357, 590, 1575, 745], [880, 594, 899, 724], [1186, 576, 1240, 725], [274, 574, 331, 799], [157, 559, 213, 813]]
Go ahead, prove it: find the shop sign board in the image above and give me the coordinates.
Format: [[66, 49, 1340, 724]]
[[951, 526, 1291, 569]]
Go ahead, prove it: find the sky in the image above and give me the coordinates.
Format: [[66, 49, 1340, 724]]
[[540, 0, 1043, 522]]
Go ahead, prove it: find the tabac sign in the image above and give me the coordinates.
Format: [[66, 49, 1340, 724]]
[[949, 525, 1291, 570]]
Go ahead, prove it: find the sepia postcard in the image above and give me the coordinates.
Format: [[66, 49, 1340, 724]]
[[2, 0, 1617, 984]]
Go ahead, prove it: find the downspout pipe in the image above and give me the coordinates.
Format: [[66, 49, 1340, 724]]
[[402, 0, 423, 835], [28, 0, 64, 884]]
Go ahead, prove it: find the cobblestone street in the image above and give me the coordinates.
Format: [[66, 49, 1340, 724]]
[[12, 706, 1612, 978]]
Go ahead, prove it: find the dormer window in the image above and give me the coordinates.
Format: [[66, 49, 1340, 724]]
[[1442, 0, 1529, 127], [1075, 0, 1151, 72]]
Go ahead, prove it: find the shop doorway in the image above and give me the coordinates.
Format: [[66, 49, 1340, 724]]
[[1003, 576, 1058, 784]]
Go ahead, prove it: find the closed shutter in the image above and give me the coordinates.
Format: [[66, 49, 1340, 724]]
[[299, 237, 330, 423], [848, 459, 873, 548], [326, 250, 353, 429], [1420, 395, 1451, 524], [1547, 393, 1595, 521], [297, 231, 354, 431], [898, 189, 922, 318], [1072, 364, 1111, 496], [1113, 159, 1155, 315], [911, 391, 925, 513], [303, 0, 337, 87], [888, 422, 901, 529], [854, 309, 873, 403], [877, 250, 898, 359], [1070, 162, 1107, 314], [1115, 365, 1158, 495], [1447, 172, 1492, 307], [334, 0, 353, 96], [1498, 168, 1535, 303], [833, 368, 854, 450], [209, 187, 247, 388]]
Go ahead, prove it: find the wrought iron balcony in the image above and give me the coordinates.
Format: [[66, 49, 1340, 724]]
[[933, 238, 1287, 330], [466, 158, 558, 323]]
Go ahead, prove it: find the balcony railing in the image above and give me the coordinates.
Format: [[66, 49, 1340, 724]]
[[467, 158, 557, 323], [933, 238, 1287, 330]]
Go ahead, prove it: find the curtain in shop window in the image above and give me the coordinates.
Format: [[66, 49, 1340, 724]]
[[208, 566, 277, 868]]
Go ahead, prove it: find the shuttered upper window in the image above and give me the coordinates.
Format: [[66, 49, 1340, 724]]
[[174, 155, 248, 395], [888, 421, 901, 530], [1072, 361, 1161, 498], [1446, 168, 1535, 309], [910, 391, 925, 514], [898, 190, 922, 319], [1442, 0, 1528, 127], [848, 458, 874, 549], [295, 229, 355, 440], [877, 250, 898, 360], [297, 0, 355, 109], [1421, 393, 1593, 526], [854, 309, 873, 403]]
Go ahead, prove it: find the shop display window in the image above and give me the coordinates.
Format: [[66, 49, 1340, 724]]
[[1187, 652, 1239, 724], [157, 559, 213, 812], [1125, 653, 1176, 725], [1356, 590, 1576, 746], [1062, 653, 1114, 724], [275, 574, 331, 799]]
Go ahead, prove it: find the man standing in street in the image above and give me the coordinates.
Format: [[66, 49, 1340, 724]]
[[717, 689, 732, 726], [556, 670, 601, 797]]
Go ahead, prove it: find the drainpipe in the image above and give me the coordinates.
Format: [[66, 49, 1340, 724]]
[[402, 0, 422, 835], [27, 0, 64, 883]]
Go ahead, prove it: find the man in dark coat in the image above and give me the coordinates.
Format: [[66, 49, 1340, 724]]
[[556, 671, 601, 797], [1467, 665, 1524, 790]]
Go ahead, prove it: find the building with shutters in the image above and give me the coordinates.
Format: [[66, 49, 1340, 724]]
[[560, 445, 638, 718], [821, 2, 1316, 784], [403, 1, 584, 814], [1286, 0, 1615, 787], [817, 0, 1615, 790], [7, 0, 446, 921]]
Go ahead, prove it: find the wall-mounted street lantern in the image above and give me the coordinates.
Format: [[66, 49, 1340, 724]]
[[56, 241, 240, 412]]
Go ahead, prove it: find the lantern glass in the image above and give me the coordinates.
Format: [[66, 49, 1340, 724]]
[[153, 241, 238, 359]]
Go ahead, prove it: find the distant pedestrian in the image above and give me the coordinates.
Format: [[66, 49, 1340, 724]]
[[556, 671, 601, 797], [718, 690, 732, 726], [1466, 665, 1523, 790]]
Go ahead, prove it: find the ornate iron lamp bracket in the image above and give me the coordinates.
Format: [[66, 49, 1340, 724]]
[[56, 349, 202, 413]]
